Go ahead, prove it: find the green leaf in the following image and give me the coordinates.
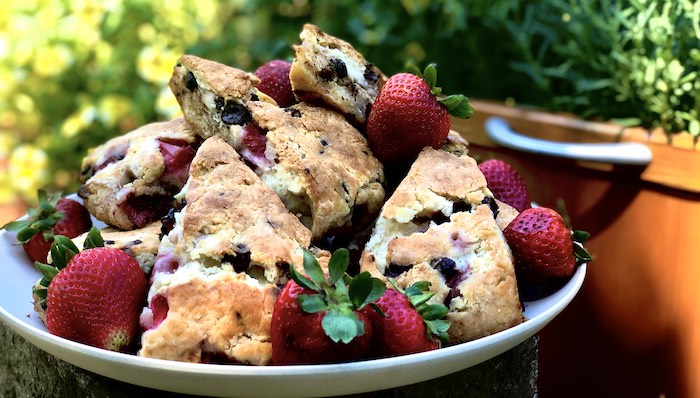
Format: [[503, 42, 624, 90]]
[[348, 271, 373, 309], [419, 303, 449, 321], [408, 292, 435, 308], [439, 95, 474, 119], [321, 310, 364, 344], [368, 302, 386, 318], [33, 285, 48, 301], [302, 249, 327, 289], [16, 228, 40, 244], [50, 236, 80, 270], [83, 227, 105, 249], [406, 64, 422, 78], [572, 230, 590, 243], [574, 244, 593, 262], [423, 63, 438, 88], [427, 319, 451, 344], [297, 294, 328, 314], [289, 266, 319, 292], [328, 248, 349, 285], [2, 219, 31, 232], [34, 262, 59, 282]]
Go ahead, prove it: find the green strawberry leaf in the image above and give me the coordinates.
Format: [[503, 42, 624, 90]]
[[321, 310, 364, 344], [33, 284, 48, 301], [408, 292, 434, 308], [439, 95, 474, 119], [419, 303, 450, 321], [572, 230, 590, 243], [574, 244, 593, 262], [83, 226, 105, 249], [368, 302, 387, 318], [427, 319, 451, 344], [328, 248, 349, 285], [423, 63, 438, 90], [302, 249, 327, 289], [297, 293, 329, 313], [34, 261, 59, 281], [16, 227, 40, 243], [3, 219, 31, 232], [50, 235, 80, 270], [289, 266, 319, 292], [406, 64, 422, 78]]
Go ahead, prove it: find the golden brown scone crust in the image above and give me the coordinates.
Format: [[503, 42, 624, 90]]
[[78, 117, 197, 230], [247, 101, 385, 239], [360, 146, 523, 343], [169, 54, 276, 144], [290, 24, 387, 127], [139, 137, 313, 365], [71, 222, 162, 274]]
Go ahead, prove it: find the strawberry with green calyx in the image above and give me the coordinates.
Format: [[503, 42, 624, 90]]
[[504, 207, 592, 300], [270, 248, 386, 365], [367, 63, 473, 163], [33, 227, 147, 353], [363, 280, 451, 358], [3, 190, 92, 263]]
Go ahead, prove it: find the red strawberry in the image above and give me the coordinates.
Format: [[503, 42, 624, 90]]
[[367, 64, 473, 163], [478, 159, 532, 213], [254, 60, 297, 107], [3, 191, 92, 263], [270, 249, 386, 365], [504, 207, 591, 299], [35, 231, 147, 352], [362, 282, 450, 358]]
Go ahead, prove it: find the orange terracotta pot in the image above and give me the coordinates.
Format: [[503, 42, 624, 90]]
[[453, 100, 700, 398]]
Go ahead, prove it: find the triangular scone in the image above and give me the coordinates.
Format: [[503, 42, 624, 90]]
[[138, 136, 312, 365], [170, 55, 385, 241], [245, 101, 385, 239], [290, 24, 387, 128], [79, 117, 198, 230], [360, 146, 523, 343], [169, 54, 277, 144]]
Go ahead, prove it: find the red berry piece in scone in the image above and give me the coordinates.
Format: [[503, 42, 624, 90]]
[[78, 117, 198, 230]]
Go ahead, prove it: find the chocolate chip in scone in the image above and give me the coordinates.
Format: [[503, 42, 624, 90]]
[[453, 201, 472, 214], [250, 93, 259, 101], [333, 58, 348, 79], [186, 71, 198, 91], [481, 196, 500, 219], [221, 101, 252, 125]]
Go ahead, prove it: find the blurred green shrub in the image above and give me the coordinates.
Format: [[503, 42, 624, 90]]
[[1, 0, 698, 205]]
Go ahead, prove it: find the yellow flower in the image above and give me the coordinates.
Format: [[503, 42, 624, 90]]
[[61, 105, 96, 138], [8, 144, 50, 199], [0, 131, 18, 159], [98, 94, 131, 127], [155, 86, 182, 120], [32, 44, 73, 77], [137, 45, 180, 85]]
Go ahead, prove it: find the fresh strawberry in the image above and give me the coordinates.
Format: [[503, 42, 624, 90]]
[[367, 64, 473, 163], [504, 207, 591, 300], [34, 229, 147, 352], [362, 281, 450, 358], [3, 190, 92, 263], [478, 159, 532, 213], [254, 60, 297, 107], [270, 248, 386, 365]]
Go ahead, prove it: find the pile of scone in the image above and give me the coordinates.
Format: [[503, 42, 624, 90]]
[[72, 24, 523, 365]]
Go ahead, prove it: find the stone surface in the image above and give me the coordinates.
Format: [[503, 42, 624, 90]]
[[0, 321, 537, 397]]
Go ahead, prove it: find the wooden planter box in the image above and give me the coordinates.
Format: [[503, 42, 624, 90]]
[[453, 100, 700, 398]]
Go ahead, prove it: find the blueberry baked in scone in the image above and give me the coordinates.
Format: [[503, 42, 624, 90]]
[[360, 146, 523, 343], [71, 222, 163, 275], [138, 136, 312, 365], [290, 24, 387, 128], [245, 101, 385, 240], [79, 117, 198, 231]]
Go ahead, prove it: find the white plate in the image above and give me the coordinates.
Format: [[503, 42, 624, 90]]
[[0, 224, 586, 398]]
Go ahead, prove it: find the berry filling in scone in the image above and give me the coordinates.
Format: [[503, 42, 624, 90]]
[[79, 118, 199, 230]]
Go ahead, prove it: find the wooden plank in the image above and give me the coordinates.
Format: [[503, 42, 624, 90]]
[[452, 100, 700, 193]]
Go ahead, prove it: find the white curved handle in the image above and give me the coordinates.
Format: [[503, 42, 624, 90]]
[[485, 117, 653, 166]]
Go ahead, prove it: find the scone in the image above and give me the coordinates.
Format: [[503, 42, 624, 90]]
[[71, 222, 162, 275], [290, 24, 387, 128], [138, 136, 312, 365], [79, 117, 198, 230], [169, 54, 276, 146], [170, 56, 386, 241], [360, 146, 523, 343]]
